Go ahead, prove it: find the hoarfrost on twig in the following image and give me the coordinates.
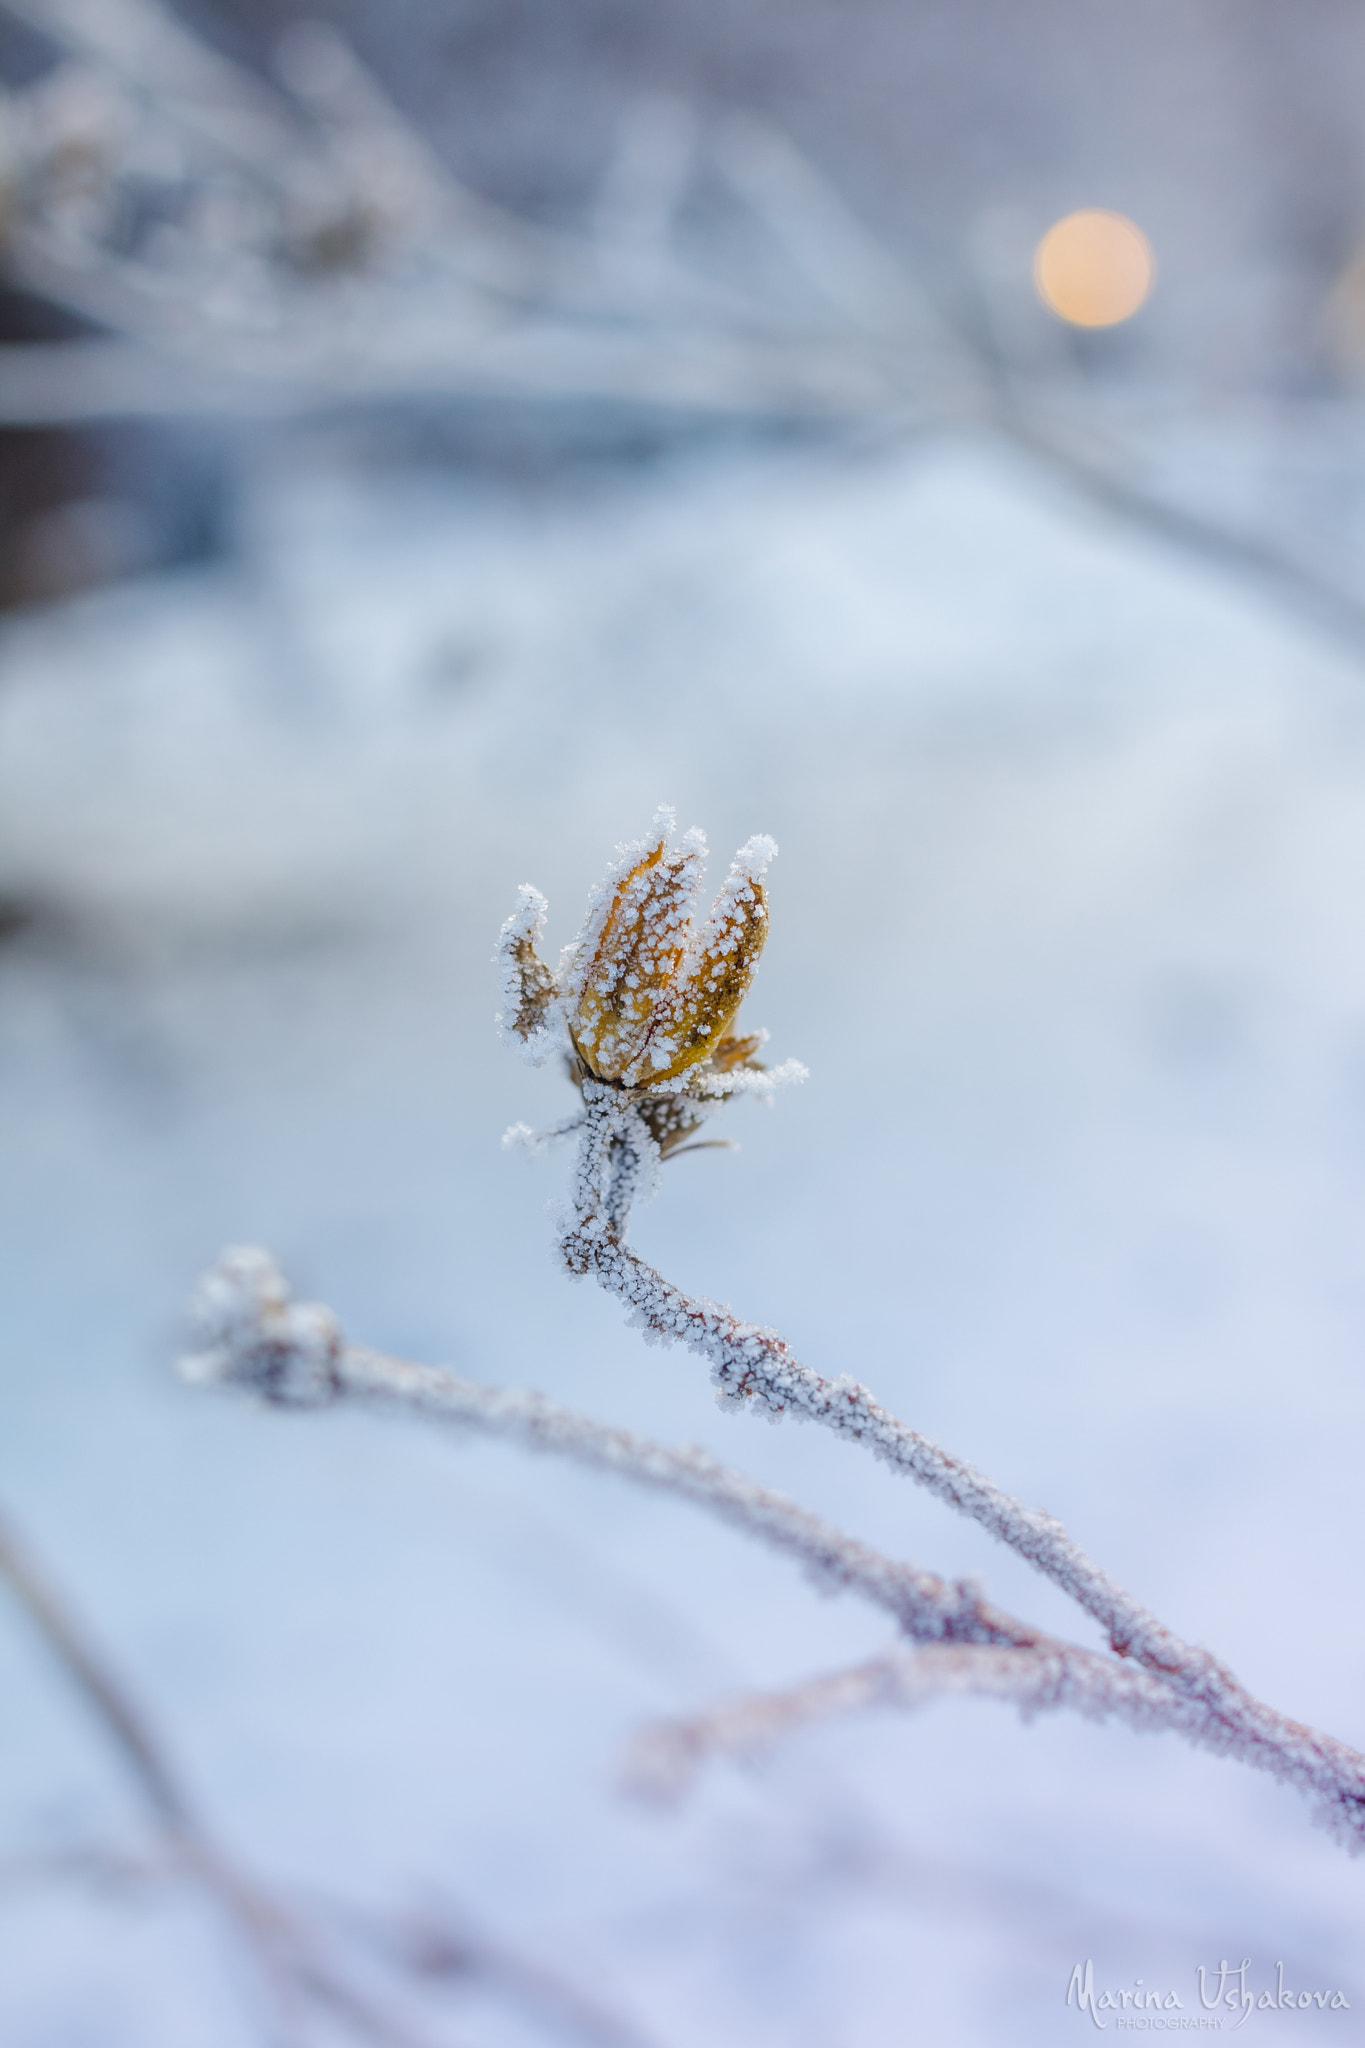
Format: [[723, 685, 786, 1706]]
[[167, 812, 1365, 1886], [183, 1243, 1365, 1851], [489, 814, 1365, 1851], [180, 1249, 1024, 1649]]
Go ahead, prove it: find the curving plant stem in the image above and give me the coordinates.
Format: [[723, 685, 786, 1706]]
[[554, 1090, 1365, 1848], [184, 1241, 1365, 1849]]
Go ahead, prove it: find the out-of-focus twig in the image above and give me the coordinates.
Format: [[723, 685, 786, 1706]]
[[341, 1897, 660, 2048], [0, 1500, 652, 2048], [620, 1641, 1289, 1802], [0, 1506, 195, 1839], [992, 409, 1365, 656], [4, 0, 1365, 664], [0, 1505, 454, 2047]]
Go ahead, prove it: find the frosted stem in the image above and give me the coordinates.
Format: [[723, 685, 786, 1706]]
[[183, 1246, 1365, 1850], [557, 1104, 1365, 1849]]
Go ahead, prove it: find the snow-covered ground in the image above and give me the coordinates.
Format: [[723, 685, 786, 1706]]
[[1, 427, 1363, 2045]]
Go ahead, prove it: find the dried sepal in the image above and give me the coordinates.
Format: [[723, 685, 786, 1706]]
[[495, 885, 561, 1065], [623, 836, 776, 1086], [637, 1092, 708, 1159], [708, 1032, 763, 1075]]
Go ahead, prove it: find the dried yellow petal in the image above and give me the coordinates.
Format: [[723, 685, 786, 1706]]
[[625, 836, 776, 1086], [569, 817, 705, 1081]]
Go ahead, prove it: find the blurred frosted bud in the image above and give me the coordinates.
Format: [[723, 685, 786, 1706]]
[[496, 809, 777, 1089], [180, 1246, 341, 1406]]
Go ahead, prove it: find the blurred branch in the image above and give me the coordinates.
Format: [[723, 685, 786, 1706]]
[[0, 1500, 652, 2048], [623, 1642, 1257, 1802], [338, 1897, 661, 2048], [4, 0, 1365, 662], [0, 1505, 446, 2047], [992, 408, 1365, 657], [0, 1505, 194, 1839]]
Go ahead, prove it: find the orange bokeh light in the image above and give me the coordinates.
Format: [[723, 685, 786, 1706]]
[[1033, 209, 1155, 328]]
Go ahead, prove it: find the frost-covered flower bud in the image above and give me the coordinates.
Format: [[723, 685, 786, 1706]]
[[494, 807, 777, 1091]]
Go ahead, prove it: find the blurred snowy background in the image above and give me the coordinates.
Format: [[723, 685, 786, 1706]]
[[3, 2, 1365, 2043]]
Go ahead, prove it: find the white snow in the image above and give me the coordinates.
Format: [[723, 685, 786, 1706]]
[[1, 428, 1364, 2043]]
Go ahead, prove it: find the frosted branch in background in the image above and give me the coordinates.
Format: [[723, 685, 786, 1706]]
[[0, 1449, 658, 2046], [623, 1644, 1259, 1803], [4, 0, 1365, 660], [0, 1503, 454, 2048]]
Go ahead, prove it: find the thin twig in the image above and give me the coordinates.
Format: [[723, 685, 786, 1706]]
[[623, 1642, 1252, 1801], [181, 1246, 1365, 1849], [340, 1895, 658, 2048], [993, 410, 1365, 658], [0, 1501, 480, 2048], [0, 1508, 197, 1840], [542, 1090, 1365, 1849], [180, 1248, 1032, 1653]]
